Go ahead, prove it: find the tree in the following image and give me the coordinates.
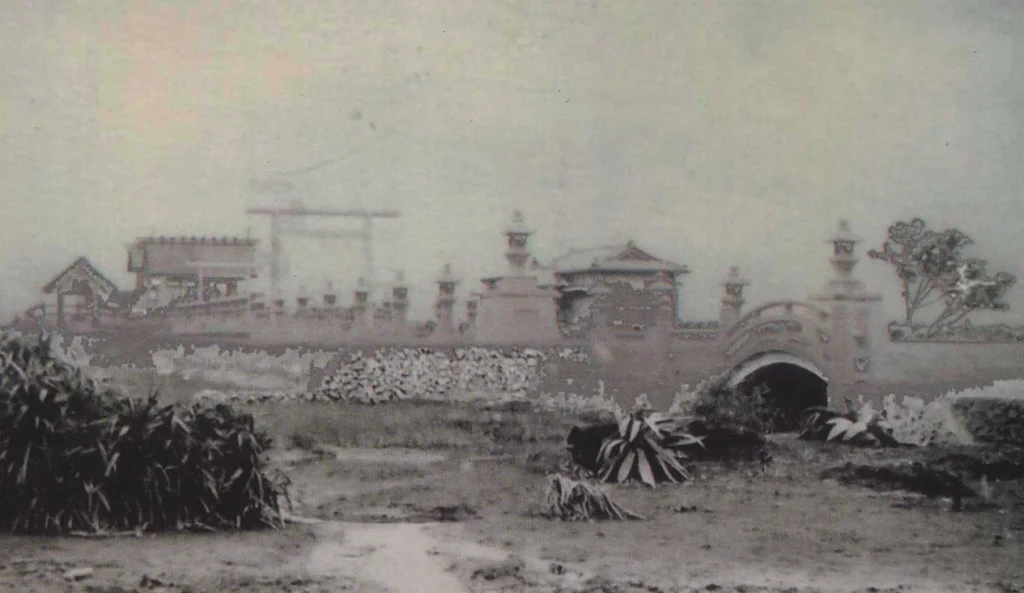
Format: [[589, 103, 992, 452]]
[[931, 259, 1017, 331], [868, 218, 1016, 332]]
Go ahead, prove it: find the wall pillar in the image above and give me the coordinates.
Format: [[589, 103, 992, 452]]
[[392, 272, 409, 333], [434, 264, 458, 338], [56, 289, 66, 331], [353, 278, 370, 333], [718, 266, 749, 334], [809, 219, 883, 406]]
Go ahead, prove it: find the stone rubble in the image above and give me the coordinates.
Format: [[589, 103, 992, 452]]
[[312, 347, 590, 403], [190, 347, 609, 412]]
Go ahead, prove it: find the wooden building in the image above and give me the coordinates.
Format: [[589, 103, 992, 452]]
[[126, 236, 259, 308]]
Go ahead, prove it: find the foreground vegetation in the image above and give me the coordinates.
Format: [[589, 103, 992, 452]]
[[0, 331, 284, 534], [1, 335, 1022, 591]]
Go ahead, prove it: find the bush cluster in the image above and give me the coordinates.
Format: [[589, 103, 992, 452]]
[[0, 331, 283, 534]]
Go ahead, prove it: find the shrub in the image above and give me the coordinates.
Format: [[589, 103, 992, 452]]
[[0, 331, 284, 534], [879, 382, 1024, 447], [943, 381, 1024, 446], [881, 394, 972, 446], [691, 376, 788, 434]]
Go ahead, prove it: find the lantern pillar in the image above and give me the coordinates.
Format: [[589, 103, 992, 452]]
[[392, 271, 409, 330], [435, 264, 458, 337], [718, 266, 749, 333], [353, 277, 370, 331], [809, 219, 884, 405]]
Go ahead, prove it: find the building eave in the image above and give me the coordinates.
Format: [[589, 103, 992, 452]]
[[42, 257, 119, 296]]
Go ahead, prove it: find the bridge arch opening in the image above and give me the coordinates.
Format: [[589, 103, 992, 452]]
[[726, 352, 829, 433]]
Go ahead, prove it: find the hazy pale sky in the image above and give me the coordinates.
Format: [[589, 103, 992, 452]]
[[2, 0, 1023, 323]]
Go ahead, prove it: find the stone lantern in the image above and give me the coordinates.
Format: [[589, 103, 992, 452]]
[[829, 219, 862, 283], [719, 266, 749, 331], [391, 271, 409, 327], [354, 278, 370, 305], [504, 210, 533, 272], [323, 281, 337, 309], [435, 264, 458, 336], [474, 210, 561, 344], [353, 277, 370, 329], [809, 219, 884, 403]]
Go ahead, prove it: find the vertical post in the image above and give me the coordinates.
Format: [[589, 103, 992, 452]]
[[245, 286, 253, 334], [56, 288, 66, 331], [392, 271, 408, 332], [363, 214, 374, 294], [718, 266, 749, 335], [435, 264, 458, 338], [353, 277, 370, 333], [269, 214, 281, 301], [809, 219, 883, 406]]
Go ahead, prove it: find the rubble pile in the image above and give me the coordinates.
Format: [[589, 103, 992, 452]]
[[171, 345, 614, 413], [312, 347, 591, 403]]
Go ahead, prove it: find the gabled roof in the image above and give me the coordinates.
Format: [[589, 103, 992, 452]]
[[550, 241, 688, 276], [42, 257, 119, 298]]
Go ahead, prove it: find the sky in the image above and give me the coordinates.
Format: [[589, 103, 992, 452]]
[[2, 0, 1023, 324]]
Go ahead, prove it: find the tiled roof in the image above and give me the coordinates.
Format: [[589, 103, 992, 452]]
[[550, 241, 688, 275], [549, 244, 624, 272]]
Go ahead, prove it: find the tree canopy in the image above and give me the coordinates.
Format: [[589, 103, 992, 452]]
[[868, 218, 1016, 332]]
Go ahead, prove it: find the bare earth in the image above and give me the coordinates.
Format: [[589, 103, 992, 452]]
[[2, 431, 1022, 593]]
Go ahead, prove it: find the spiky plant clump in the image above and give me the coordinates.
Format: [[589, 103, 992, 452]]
[[543, 474, 645, 521], [799, 399, 901, 446], [0, 331, 284, 534], [596, 411, 704, 488]]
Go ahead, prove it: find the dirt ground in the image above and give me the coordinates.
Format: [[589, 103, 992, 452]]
[[3, 437, 1022, 593], [2, 375, 1023, 593]]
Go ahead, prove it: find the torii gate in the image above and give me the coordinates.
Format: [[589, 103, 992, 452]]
[[246, 206, 401, 301]]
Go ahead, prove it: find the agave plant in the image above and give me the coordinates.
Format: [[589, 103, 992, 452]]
[[596, 411, 704, 488], [544, 474, 644, 521], [799, 399, 900, 446]]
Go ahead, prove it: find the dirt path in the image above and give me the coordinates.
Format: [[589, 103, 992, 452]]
[[319, 446, 449, 464], [309, 522, 466, 593], [306, 520, 565, 593]]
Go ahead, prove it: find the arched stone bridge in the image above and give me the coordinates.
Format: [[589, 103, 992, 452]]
[[720, 300, 831, 376], [709, 220, 884, 413], [715, 300, 835, 416]]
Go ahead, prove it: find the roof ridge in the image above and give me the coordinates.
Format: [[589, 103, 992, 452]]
[[42, 257, 119, 295]]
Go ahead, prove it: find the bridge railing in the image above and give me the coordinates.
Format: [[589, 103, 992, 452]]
[[723, 300, 829, 340]]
